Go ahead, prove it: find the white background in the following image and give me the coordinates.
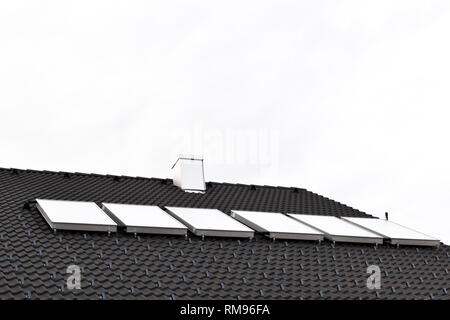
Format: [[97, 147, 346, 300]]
[[1, 1, 449, 244]]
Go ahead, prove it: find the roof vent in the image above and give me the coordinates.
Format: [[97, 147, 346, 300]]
[[171, 155, 206, 192]]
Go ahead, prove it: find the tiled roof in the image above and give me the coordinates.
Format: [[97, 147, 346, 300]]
[[0, 167, 448, 300]]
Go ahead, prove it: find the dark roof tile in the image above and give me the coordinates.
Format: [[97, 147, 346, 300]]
[[0, 168, 448, 299]]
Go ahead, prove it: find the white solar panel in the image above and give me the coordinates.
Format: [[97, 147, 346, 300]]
[[36, 199, 117, 233], [288, 214, 383, 244], [342, 217, 440, 247], [165, 207, 254, 238], [230, 210, 324, 241], [102, 203, 188, 236]]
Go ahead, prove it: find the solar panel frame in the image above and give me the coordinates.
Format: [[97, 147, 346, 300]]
[[165, 207, 254, 239], [342, 217, 440, 247], [230, 210, 324, 241], [36, 199, 117, 233], [101, 203, 188, 236], [288, 214, 384, 245]]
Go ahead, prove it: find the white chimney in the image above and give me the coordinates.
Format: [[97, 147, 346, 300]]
[[172, 155, 206, 192]]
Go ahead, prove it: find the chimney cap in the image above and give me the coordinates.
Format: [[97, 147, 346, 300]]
[[171, 154, 203, 169]]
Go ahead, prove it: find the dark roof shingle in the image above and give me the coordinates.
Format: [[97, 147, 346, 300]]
[[0, 167, 448, 300]]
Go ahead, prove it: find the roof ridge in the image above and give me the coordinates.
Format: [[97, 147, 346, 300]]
[[0, 166, 163, 181], [0, 167, 309, 192], [0, 166, 368, 216]]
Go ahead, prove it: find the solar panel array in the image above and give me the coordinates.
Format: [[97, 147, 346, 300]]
[[35, 199, 440, 246]]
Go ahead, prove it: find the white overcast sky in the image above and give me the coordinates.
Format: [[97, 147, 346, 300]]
[[1, 1, 449, 244]]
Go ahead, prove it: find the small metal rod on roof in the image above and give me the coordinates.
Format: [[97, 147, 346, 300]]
[[385, 212, 389, 220]]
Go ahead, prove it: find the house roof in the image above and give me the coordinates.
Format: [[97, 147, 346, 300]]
[[0, 167, 448, 300]]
